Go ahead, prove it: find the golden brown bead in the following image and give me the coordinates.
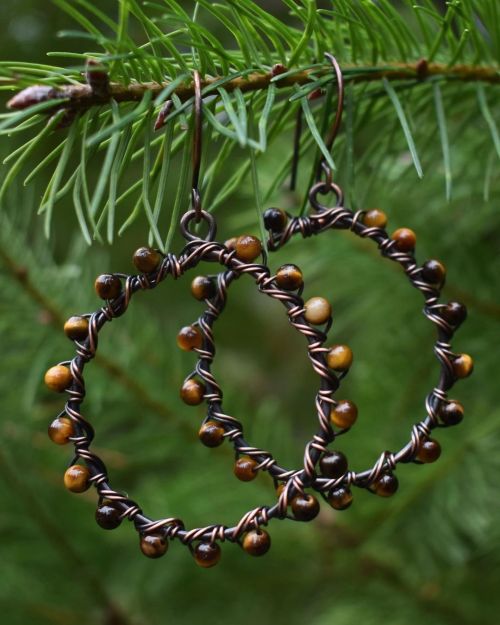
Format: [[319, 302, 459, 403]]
[[442, 302, 467, 326], [263, 208, 288, 232], [234, 456, 259, 482], [180, 378, 205, 406], [94, 274, 122, 300], [64, 465, 91, 493], [198, 421, 225, 448], [140, 534, 168, 559], [44, 365, 73, 393], [421, 259, 446, 286], [191, 276, 216, 301], [304, 297, 331, 325], [194, 542, 221, 568], [330, 400, 358, 430], [291, 493, 320, 521], [373, 474, 399, 497], [63, 316, 89, 341], [275, 264, 303, 291], [176, 325, 203, 351], [48, 417, 74, 445], [133, 247, 162, 273], [363, 209, 388, 229], [391, 228, 416, 252], [326, 345, 353, 372], [417, 438, 441, 463], [235, 235, 262, 263], [453, 353, 474, 379], [242, 529, 271, 556], [327, 487, 353, 510], [95, 502, 122, 530], [319, 451, 348, 479], [440, 400, 464, 426]]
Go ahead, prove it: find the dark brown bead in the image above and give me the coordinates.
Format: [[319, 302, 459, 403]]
[[363, 209, 387, 229], [330, 400, 358, 430], [275, 264, 303, 291], [391, 228, 416, 252], [442, 302, 467, 326], [194, 542, 221, 568], [64, 465, 91, 493], [320, 451, 348, 479], [327, 487, 353, 510], [304, 297, 331, 325], [373, 474, 399, 497], [235, 235, 262, 263], [44, 365, 72, 393], [453, 353, 474, 379], [140, 533, 168, 559], [417, 438, 441, 463], [440, 400, 464, 426], [263, 208, 288, 232], [133, 247, 162, 273], [421, 259, 446, 286], [242, 529, 271, 556], [63, 316, 89, 341], [326, 345, 353, 372], [48, 417, 74, 445], [234, 456, 259, 482], [291, 493, 320, 521], [176, 325, 203, 351], [180, 378, 205, 406], [95, 274, 121, 300], [198, 421, 225, 448], [95, 502, 122, 530], [191, 276, 216, 301]]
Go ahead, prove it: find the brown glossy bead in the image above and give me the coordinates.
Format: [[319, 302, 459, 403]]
[[44, 365, 72, 393], [224, 237, 238, 251], [275, 264, 303, 291], [291, 493, 320, 521], [94, 274, 121, 300], [242, 529, 271, 556], [417, 438, 442, 463], [363, 209, 387, 229], [176, 325, 203, 351], [191, 276, 216, 301], [391, 228, 416, 252], [373, 474, 399, 497], [453, 353, 474, 379], [330, 400, 358, 430], [180, 378, 205, 406], [194, 542, 221, 568], [326, 345, 353, 372], [304, 297, 331, 325], [263, 207, 288, 232], [320, 451, 348, 479], [63, 316, 89, 341], [64, 465, 91, 493], [95, 502, 122, 530], [442, 302, 467, 326], [421, 259, 446, 286], [133, 247, 162, 273], [440, 400, 464, 426], [235, 235, 262, 262], [48, 417, 74, 445], [327, 487, 353, 510], [140, 533, 168, 559], [234, 456, 259, 482], [198, 421, 225, 448]]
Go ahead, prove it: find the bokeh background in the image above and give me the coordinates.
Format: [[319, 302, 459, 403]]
[[0, 2, 498, 624]]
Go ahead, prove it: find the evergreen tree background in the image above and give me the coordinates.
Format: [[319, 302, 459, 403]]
[[0, 1, 498, 624]]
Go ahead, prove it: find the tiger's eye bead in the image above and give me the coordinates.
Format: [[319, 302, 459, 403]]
[[194, 542, 221, 568], [373, 474, 399, 497], [44, 365, 72, 393], [417, 438, 442, 463], [48, 417, 74, 445], [140, 534, 168, 559], [363, 209, 387, 229], [63, 316, 89, 341], [453, 353, 474, 379], [391, 228, 416, 252], [320, 451, 348, 479], [133, 247, 162, 273], [95, 274, 122, 300], [291, 493, 320, 521], [327, 487, 353, 510], [96, 502, 122, 530], [263, 207, 288, 232], [442, 302, 467, 326], [421, 259, 446, 286], [440, 400, 464, 426], [64, 465, 91, 493], [275, 264, 303, 291], [180, 378, 205, 406], [235, 235, 262, 262], [198, 421, 225, 448], [191, 276, 216, 301], [330, 400, 358, 430], [234, 456, 259, 482], [304, 297, 331, 325], [242, 529, 271, 556], [326, 345, 353, 372], [176, 325, 203, 351]]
